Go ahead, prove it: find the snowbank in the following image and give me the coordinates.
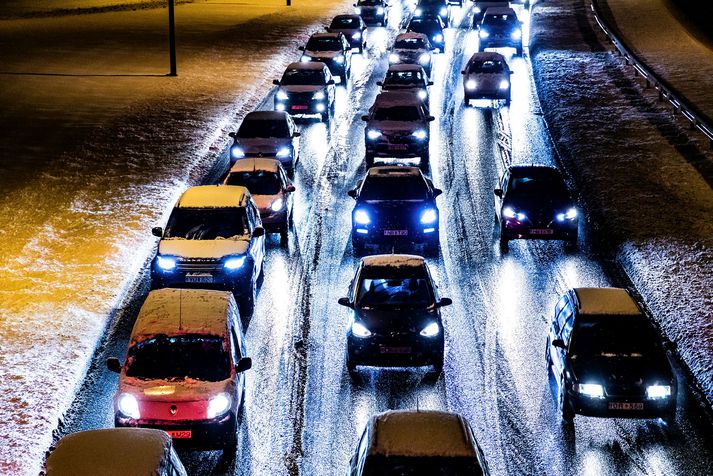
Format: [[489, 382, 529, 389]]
[[529, 0, 713, 404]]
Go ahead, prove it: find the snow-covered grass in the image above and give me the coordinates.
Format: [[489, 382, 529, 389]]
[[529, 1, 713, 405], [0, 1, 353, 474]]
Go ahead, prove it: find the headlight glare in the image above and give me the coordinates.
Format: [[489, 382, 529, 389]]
[[367, 129, 382, 140], [417, 89, 428, 100], [439, 7, 448, 17], [231, 147, 245, 159], [646, 385, 672, 399], [389, 53, 400, 63], [411, 129, 428, 140], [335, 55, 345, 64], [156, 255, 176, 271], [351, 321, 372, 338], [465, 79, 477, 90], [312, 91, 325, 100], [419, 53, 431, 65], [353, 31, 362, 40], [300, 55, 311, 63], [499, 80, 510, 90], [354, 6, 361, 14], [276, 147, 290, 158], [433, 33, 443, 43], [207, 392, 232, 418], [377, 6, 384, 15], [276, 90, 289, 100], [420, 322, 440, 337], [414, 7, 422, 16], [511, 29, 522, 40], [420, 208, 437, 224], [479, 30, 489, 39], [117, 393, 140, 419], [271, 198, 284, 212], [224, 256, 246, 270], [576, 383, 604, 398], [354, 209, 371, 225]]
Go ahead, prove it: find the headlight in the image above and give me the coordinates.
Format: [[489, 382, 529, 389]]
[[156, 255, 176, 271], [367, 129, 382, 140], [224, 256, 246, 270], [353, 31, 362, 40], [276, 103, 286, 111], [474, 6, 481, 13], [316, 103, 326, 112], [271, 198, 284, 212], [377, 6, 384, 15], [231, 146, 245, 159], [276, 90, 289, 100], [334, 55, 345, 64], [276, 147, 291, 158], [313, 91, 325, 100], [354, 6, 361, 14], [411, 129, 428, 140], [499, 79, 510, 90], [502, 207, 526, 221], [414, 7, 422, 16], [557, 207, 578, 222], [511, 29, 522, 40], [354, 209, 371, 225], [420, 208, 437, 224], [576, 383, 604, 398], [433, 33, 443, 43], [646, 385, 672, 399], [351, 320, 372, 338], [439, 7, 448, 17], [417, 89, 428, 100], [207, 392, 232, 418], [117, 393, 140, 419], [465, 79, 477, 90], [419, 53, 431, 65], [479, 30, 489, 39], [389, 53, 400, 63], [420, 322, 440, 337], [300, 55, 311, 63]]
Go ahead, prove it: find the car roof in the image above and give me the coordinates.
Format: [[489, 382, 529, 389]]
[[373, 90, 424, 107], [484, 7, 517, 15], [361, 254, 425, 269], [176, 185, 250, 208], [395, 32, 430, 42], [45, 428, 171, 475], [387, 64, 426, 73], [229, 158, 282, 174], [286, 61, 327, 71], [368, 410, 477, 458], [243, 111, 289, 122], [572, 287, 642, 316], [130, 288, 234, 344], [468, 51, 506, 63], [367, 166, 422, 178]]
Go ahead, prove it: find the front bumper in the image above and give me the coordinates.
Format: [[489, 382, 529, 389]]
[[480, 37, 522, 50], [568, 391, 676, 420], [116, 412, 236, 450], [464, 87, 510, 101], [502, 218, 577, 241], [347, 333, 443, 368], [275, 97, 328, 118], [150, 260, 252, 297], [352, 226, 438, 247], [366, 136, 429, 158]]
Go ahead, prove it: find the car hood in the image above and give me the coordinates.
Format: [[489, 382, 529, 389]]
[[236, 137, 290, 151], [354, 306, 440, 333], [281, 85, 324, 94], [367, 120, 424, 134], [393, 47, 429, 58], [571, 354, 673, 388], [159, 238, 249, 259], [305, 50, 341, 59], [119, 375, 232, 402]]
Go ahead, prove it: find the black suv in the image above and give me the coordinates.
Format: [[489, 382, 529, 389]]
[[353, 0, 388, 26], [327, 14, 367, 53], [494, 165, 578, 253], [273, 62, 336, 122], [546, 288, 677, 426], [348, 166, 441, 255], [300, 32, 352, 83], [414, 0, 450, 26], [407, 15, 446, 52], [339, 254, 452, 378], [478, 7, 523, 56]]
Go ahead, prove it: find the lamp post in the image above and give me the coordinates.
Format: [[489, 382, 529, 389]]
[[168, 0, 177, 76]]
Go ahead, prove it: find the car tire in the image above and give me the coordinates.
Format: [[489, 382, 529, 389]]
[[381, 18, 387, 27], [516, 46, 523, 56], [499, 224, 509, 253], [662, 412, 676, 427], [425, 239, 439, 257], [280, 229, 288, 246], [558, 377, 575, 425], [321, 110, 329, 123], [505, 96, 511, 107], [464, 97, 469, 107], [346, 353, 359, 380]]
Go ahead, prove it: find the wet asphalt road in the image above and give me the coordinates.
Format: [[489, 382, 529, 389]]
[[58, 2, 713, 475]]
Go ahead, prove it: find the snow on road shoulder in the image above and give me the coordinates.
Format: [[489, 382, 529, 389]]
[[529, 1, 713, 403]]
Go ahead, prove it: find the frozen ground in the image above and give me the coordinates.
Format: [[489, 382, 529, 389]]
[[598, 0, 713, 122], [530, 0, 713, 404], [0, 0, 352, 473]]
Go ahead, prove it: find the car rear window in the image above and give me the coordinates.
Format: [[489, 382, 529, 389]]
[[225, 171, 281, 195], [360, 175, 429, 201], [373, 105, 422, 121], [306, 37, 342, 51], [281, 69, 326, 86], [237, 119, 289, 138], [126, 334, 231, 381], [164, 207, 247, 239]]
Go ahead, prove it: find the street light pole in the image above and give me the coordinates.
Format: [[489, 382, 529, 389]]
[[168, 0, 177, 76]]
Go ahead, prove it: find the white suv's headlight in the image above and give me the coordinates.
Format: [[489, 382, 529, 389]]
[[207, 392, 232, 418], [276, 90, 289, 100], [420, 322, 440, 337], [646, 385, 672, 399], [117, 393, 140, 419], [411, 129, 428, 140], [351, 321, 372, 338], [224, 256, 246, 270], [576, 383, 604, 398], [156, 255, 176, 271]]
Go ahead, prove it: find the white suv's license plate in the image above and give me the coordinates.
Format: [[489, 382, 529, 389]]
[[384, 230, 408, 236], [185, 273, 214, 284], [167, 430, 192, 439], [530, 228, 554, 235], [608, 402, 644, 410]]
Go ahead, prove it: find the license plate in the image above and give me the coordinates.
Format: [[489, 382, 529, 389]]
[[185, 273, 213, 284], [380, 345, 411, 354], [530, 228, 554, 235], [388, 144, 409, 150], [608, 402, 644, 410], [167, 430, 192, 439], [291, 105, 308, 110], [384, 230, 408, 236]]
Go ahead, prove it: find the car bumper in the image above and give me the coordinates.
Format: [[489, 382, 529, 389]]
[[275, 99, 328, 118], [502, 219, 577, 241], [348, 334, 443, 368], [480, 38, 522, 50], [115, 412, 236, 450], [568, 391, 676, 420], [352, 227, 438, 246], [464, 88, 510, 100], [151, 265, 252, 296], [366, 139, 429, 158]]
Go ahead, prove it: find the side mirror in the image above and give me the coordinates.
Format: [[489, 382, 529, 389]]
[[285, 184, 296, 193], [433, 188, 443, 197], [347, 189, 357, 199], [293, 131, 301, 138], [152, 226, 163, 237], [427, 116, 435, 122], [376, 81, 383, 86], [361, 115, 369, 121], [508, 70, 514, 75], [228, 132, 237, 139], [338, 297, 353, 307], [552, 339, 566, 349], [327, 79, 336, 85], [298, 46, 305, 51], [253, 226, 265, 238], [428, 81, 434, 86], [460, 70, 465, 74], [235, 357, 252, 373], [438, 297, 453, 307], [107, 357, 122, 373], [493, 189, 503, 198], [272, 79, 281, 86]]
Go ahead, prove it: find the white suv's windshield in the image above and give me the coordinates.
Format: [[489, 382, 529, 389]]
[[164, 208, 248, 239]]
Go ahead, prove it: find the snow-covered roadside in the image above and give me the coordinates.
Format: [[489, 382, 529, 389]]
[[529, 0, 713, 404], [0, 1, 195, 19], [0, 1, 352, 474]]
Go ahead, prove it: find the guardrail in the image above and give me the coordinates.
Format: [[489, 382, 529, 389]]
[[590, 0, 713, 149]]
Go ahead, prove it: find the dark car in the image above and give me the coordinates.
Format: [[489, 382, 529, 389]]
[[494, 165, 578, 253], [362, 91, 435, 171], [546, 287, 677, 426], [354, 0, 388, 26], [348, 166, 441, 255], [379, 64, 433, 102], [414, 0, 450, 26], [273, 62, 336, 122], [327, 14, 367, 53], [300, 32, 352, 83], [472, 1, 510, 26], [388, 33, 434, 76], [407, 15, 446, 52], [338, 254, 452, 377], [478, 7, 523, 56], [228, 111, 300, 172], [461, 51, 512, 106]]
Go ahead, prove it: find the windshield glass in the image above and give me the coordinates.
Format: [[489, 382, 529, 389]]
[[394, 38, 428, 50], [281, 69, 326, 86], [508, 171, 568, 197], [468, 59, 506, 74], [385, 70, 424, 85], [126, 335, 230, 381], [164, 208, 247, 239], [357, 271, 434, 309], [364, 456, 483, 476], [570, 317, 661, 359], [483, 14, 518, 27], [225, 171, 281, 195], [418, 0, 446, 7], [237, 119, 289, 138], [373, 105, 421, 121], [360, 176, 428, 201], [306, 37, 342, 51], [331, 17, 360, 28]]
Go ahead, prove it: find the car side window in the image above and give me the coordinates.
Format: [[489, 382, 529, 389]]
[[560, 307, 575, 344], [279, 169, 288, 189], [554, 295, 568, 329]]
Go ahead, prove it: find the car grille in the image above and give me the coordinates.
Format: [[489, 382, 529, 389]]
[[176, 258, 221, 272], [384, 132, 416, 144], [287, 92, 313, 103], [606, 383, 645, 397]]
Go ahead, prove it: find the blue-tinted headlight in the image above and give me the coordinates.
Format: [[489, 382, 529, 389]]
[[231, 147, 245, 159], [156, 255, 176, 271], [354, 209, 371, 225], [433, 34, 443, 43], [420, 208, 437, 225], [224, 256, 246, 270], [276, 147, 290, 158]]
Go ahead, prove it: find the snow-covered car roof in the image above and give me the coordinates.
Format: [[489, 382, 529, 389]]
[[243, 111, 289, 122], [484, 6, 517, 16], [395, 32, 430, 42], [367, 166, 422, 178], [176, 185, 250, 209], [229, 157, 282, 174], [572, 287, 642, 316], [387, 64, 427, 73], [45, 428, 173, 475], [373, 90, 425, 107], [286, 61, 328, 71], [368, 410, 477, 458], [361, 254, 425, 269], [467, 51, 507, 63], [130, 288, 234, 343]]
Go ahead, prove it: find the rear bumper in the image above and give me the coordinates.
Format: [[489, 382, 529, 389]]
[[116, 412, 236, 450]]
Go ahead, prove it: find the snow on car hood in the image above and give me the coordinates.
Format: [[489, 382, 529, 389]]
[[119, 375, 232, 402], [305, 50, 341, 60], [367, 120, 424, 134], [237, 137, 290, 152], [158, 238, 249, 259]]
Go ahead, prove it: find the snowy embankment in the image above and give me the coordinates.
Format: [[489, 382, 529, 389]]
[[0, 1, 351, 474], [529, 0, 713, 404]]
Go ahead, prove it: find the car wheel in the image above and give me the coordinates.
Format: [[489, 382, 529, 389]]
[[662, 411, 676, 427], [499, 224, 509, 253], [346, 353, 359, 380], [280, 230, 288, 246], [425, 239, 439, 257], [381, 18, 387, 27], [505, 96, 511, 107], [321, 110, 329, 123], [221, 414, 238, 454], [464, 97, 469, 107], [516, 46, 523, 56], [359, 43, 364, 54], [558, 378, 575, 425]]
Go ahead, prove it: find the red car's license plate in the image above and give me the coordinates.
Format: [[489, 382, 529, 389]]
[[167, 430, 192, 439], [380, 346, 411, 354], [608, 402, 643, 410], [384, 230, 408, 236], [291, 105, 308, 110], [530, 228, 554, 235]]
